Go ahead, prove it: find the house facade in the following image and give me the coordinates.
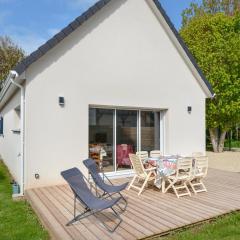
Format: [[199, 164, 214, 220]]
[[0, 0, 213, 193]]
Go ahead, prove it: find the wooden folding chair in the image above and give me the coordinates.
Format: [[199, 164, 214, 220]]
[[150, 150, 162, 158], [189, 156, 208, 194], [164, 157, 192, 198], [127, 154, 156, 196], [136, 151, 149, 162]]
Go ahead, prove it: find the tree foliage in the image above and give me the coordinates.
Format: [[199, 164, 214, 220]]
[[182, 0, 240, 26], [180, 12, 240, 152], [0, 36, 25, 88]]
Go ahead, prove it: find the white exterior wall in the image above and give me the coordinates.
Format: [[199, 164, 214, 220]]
[[0, 91, 21, 183], [23, 0, 206, 188]]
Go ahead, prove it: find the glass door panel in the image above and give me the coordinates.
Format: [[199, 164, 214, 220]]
[[116, 110, 138, 171], [141, 111, 160, 152], [89, 108, 114, 172]]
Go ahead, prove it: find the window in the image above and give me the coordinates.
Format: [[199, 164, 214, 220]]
[[89, 107, 164, 173]]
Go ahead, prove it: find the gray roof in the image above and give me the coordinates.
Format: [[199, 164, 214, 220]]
[[13, 0, 213, 95]]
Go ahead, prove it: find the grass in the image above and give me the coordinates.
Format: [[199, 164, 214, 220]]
[[149, 211, 240, 240], [0, 160, 49, 240], [224, 140, 240, 148], [207, 140, 240, 151]]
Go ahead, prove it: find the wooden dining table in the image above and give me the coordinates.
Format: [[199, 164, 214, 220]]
[[146, 155, 179, 192]]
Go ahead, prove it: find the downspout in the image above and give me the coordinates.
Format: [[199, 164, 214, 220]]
[[8, 70, 25, 197]]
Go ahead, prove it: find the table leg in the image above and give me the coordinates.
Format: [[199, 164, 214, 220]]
[[162, 178, 165, 193]]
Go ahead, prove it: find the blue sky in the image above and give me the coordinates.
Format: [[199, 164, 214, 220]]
[[0, 0, 198, 54]]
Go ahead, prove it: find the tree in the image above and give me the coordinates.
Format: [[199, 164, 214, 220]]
[[180, 13, 240, 152], [182, 0, 240, 26], [0, 36, 25, 89]]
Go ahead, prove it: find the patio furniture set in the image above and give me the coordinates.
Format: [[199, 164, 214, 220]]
[[61, 151, 208, 233], [128, 150, 208, 198]]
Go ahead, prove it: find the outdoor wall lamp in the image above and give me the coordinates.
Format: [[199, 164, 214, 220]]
[[58, 96, 65, 107], [187, 106, 192, 114], [35, 173, 40, 179]]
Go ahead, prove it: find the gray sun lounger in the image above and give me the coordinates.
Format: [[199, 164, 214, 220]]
[[61, 167, 122, 232], [83, 158, 128, 211]]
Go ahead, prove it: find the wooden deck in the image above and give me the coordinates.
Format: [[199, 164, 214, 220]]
[[26, 169, 240, 240]]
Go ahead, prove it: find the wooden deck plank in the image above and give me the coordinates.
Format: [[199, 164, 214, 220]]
[[60, 185, 143, 240], [142, 190, 213, 219], [37, 188, 87, 240], [126, 188, 204, 222], [144, 191, 221, 220], [54, 185, 128, 240], [25, 169, 240, 240], [26, 189, 73, 240], [190, 188, 240, 209], [59, 185, 138, 240], [123, 199, 171, 232], [125, 189, 191, 226], [40, 187, 98, 240]]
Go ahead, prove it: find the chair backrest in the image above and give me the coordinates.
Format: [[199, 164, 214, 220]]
[[129, 154, 146, 176], [136, 151, 149, 162], [83, 158, 99, 175], [83, 158, 106, 188], [194, 156, 208, 177], [176, 157, 193, 178], [150, 150, 162, 158], [192, 152, 204, 157], [61, 167, 95, 208]]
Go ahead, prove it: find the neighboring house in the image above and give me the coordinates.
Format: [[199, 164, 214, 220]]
[[0, 0, 213, 194]]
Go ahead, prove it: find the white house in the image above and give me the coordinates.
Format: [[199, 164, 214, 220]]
[[0, 0, 213, 195]]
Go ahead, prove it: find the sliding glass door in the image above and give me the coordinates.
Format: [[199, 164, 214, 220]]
[[141, 111, 160, 152], [89, 107, 163, 173], [116, 110, 138, 171], [89, 108, 114, 172]]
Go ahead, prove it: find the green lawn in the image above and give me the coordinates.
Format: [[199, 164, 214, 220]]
[[224, 140, 240, 148], [150, 211, 240, 240], [0, 160, 49, 240]]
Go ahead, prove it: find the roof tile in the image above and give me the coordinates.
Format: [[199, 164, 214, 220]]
[[70, 20, 80, 30], [39, 43, 51, 54], [46, 37, 59, 48], [54, 31, 67, 42], [62, 25, 74, 36]]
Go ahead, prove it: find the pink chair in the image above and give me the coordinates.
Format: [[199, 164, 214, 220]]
[[117, 144, 133, 168]]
